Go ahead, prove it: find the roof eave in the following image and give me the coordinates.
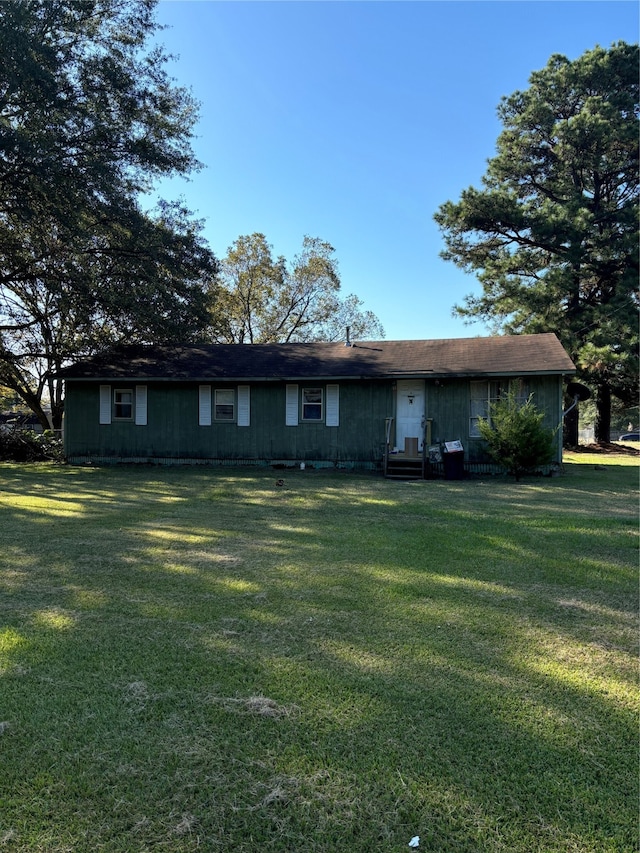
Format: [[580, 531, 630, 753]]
[[62, 367, 575, 382]]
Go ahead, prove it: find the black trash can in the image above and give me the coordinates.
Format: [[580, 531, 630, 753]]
[[443, 441, 465, 480]]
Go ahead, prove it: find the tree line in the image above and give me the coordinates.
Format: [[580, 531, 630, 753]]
[[0, 1, 636, 441], [0, 0, 382, 431]]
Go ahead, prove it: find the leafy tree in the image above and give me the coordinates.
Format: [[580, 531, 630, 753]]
[[478, 390, 556, 481], [209, 233, 384, 343], [435, 42, 639, 443], [0, 0, 218, 429], [0, 385, 20, 411]]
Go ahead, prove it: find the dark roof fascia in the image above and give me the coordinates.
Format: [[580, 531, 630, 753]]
[[453, 369, 575, 378], [65, 368, 573, 383], [377, 369, 574, 378], [66, 374, 396, 383]]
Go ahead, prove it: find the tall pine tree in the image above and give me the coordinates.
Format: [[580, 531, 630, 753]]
[[435, 43, 638, 442]]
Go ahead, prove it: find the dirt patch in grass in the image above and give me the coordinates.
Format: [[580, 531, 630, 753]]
[[208, 694, 300, 718], [571, 441, 639, 456]]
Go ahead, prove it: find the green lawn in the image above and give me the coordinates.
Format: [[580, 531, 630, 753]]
[[0, 457, 638, 852]]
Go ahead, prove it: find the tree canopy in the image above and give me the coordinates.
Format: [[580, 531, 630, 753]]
[[0, 0, 217, 429], [209, 233, 384, 343], [434, 42, 639, 443]]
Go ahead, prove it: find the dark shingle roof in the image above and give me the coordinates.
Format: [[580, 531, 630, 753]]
[[58, 334, 575, 382]]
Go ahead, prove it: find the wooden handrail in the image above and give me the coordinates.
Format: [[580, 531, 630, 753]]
[[384, 417, 393, 476]]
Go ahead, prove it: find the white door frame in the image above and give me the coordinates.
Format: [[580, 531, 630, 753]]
[[395, 380, 426, 452]]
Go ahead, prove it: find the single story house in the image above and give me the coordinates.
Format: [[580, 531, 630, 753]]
[[58, 333, 575, 476]]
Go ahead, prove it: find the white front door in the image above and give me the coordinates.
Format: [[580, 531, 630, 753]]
[[396, 380, 425, 451]]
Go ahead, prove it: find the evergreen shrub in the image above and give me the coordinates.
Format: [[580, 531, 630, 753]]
[[478, 390, 556, 481]]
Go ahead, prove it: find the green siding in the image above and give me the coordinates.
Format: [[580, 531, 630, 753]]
[[425, 376, 563, 462], [65, 380, 394, 465], [64, 375, 565, 466]]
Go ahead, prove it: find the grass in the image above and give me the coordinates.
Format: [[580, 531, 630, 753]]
[[0, 455, 637, 852]]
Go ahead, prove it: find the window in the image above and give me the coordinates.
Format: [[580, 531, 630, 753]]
[[510, 378, 529, 405], [286, 384, 339, 426], [99, 385, 145, 425], [114, 389, 133, 420], [200, 386, 249, 426], [215, 388, 235, 421], [302, 387, 323, 421], [469, 379, 529, 437]]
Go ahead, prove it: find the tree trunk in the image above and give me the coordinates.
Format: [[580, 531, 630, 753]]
[[563, 403, 579, 448], [49, 376, 65, 432], [12, 385, 52, 431], [50, 403, 64, 432], [594, 383, 611, 444]]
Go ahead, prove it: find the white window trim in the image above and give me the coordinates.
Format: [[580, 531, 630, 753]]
[[113, 388, 134, 421], [470, 378, 529, 437], [214, 388, 235, 421], [469, 380, 498, 438], [302, 387, 323, 422]]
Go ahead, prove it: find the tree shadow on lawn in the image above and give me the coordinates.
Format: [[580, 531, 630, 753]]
[[0, 464, 637, 851]]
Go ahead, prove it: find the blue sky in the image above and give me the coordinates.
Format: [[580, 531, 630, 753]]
[[151, 0, 638, 341]]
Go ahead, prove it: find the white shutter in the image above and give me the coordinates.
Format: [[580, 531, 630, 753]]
[[135, 385, 147, 425], [285, 384, 298, 426], [99, 385, 111, 424], [199, 385, 212, 426], [237, 385, 250, 426], [326, 384, 339, 427]]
